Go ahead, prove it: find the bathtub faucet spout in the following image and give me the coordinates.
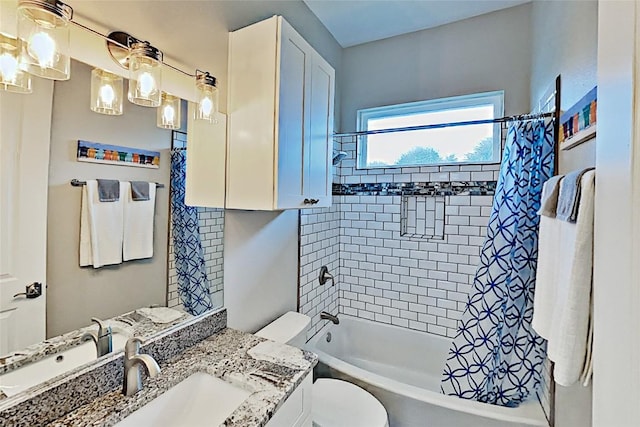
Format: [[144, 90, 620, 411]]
[[320, 311, 339, 325]]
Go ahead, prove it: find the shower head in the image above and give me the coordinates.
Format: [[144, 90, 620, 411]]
[[332, 150, 348, 165]]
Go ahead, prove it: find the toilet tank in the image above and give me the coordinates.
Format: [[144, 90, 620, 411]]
[[255, 312, 311, 347]]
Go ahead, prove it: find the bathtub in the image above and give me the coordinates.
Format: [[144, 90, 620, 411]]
[[306, 315, 548, 427]]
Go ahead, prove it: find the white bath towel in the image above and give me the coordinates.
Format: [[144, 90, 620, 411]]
[[545, 170, 595, 386], [79, 180, 125, 268], [532, 176, 564, 339], [123, 181, 156, 261]]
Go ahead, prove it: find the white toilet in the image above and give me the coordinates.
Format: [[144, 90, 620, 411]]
[[256, 312, 389, 427]]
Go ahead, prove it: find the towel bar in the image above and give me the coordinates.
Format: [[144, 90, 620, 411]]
[[70, 179, 165, 188]]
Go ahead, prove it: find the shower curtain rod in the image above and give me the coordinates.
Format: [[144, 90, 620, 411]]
[[333, 111, 555, 138]]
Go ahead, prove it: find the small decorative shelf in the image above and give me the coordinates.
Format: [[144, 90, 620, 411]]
[[559, 86, 597, 151], [561, 125, 596, 150]]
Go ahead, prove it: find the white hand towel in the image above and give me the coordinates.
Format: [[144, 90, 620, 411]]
[[123, 181, 156, 261], [532, 215, 561, 340], [82, 180, 125, 268], [79, 185, 93, 267], [546, 170, 595, 386], [533, 176, 563, 339]]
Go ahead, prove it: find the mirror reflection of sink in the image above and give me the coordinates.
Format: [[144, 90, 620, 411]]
[[114, 372, 251, 427], [0, 332, 129, 397]]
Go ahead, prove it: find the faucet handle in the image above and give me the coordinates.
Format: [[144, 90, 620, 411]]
[[318, 266, 335, 286], [90, 317, 111, 337], [124, 337, 144, 359]]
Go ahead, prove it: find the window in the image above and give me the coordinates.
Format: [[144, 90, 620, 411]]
[[356, 91, 504, 169]]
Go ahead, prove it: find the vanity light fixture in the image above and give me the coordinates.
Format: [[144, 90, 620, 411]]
[[0, 33, 32, 93], [17, 0, 72, 80], [90, 68, 123, 115], [3, 7, 220, 120], [195, 71, 218, 123], [157, 92, 181, 129]]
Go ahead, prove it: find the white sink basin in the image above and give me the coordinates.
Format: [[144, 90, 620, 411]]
[[115, 372, 251, 427], [0, 332, 129, 397]]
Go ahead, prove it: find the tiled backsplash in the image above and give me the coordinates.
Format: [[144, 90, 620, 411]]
[[168, 206, 224, 309], [299, 200, 341, 340]]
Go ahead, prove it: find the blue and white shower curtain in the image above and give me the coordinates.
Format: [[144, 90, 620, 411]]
[[441, 119, 554, 407], [170, 150, 214, 315]]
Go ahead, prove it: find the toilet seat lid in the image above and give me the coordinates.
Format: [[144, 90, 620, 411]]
[[312, 379, 388, 427]]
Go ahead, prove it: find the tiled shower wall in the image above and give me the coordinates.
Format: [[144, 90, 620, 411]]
[[338, 193, 493, 338], [335, 137, 500, 337], [298, 135, 500, 340], [299, 198, 341, 340]]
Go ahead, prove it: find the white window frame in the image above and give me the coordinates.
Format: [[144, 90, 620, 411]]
[[356, 90, 505, 169]]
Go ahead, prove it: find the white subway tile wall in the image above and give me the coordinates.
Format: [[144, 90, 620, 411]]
[[299, 198, 341, 340], [298, 136, 501, 338], [338, 193, 493, 337]]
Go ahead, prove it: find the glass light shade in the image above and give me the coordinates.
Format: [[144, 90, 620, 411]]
[[90, 68, 123, 115], [157, 93, 181, 129], [17, 0, 72, 80], [128, 42, 162, 107], [0, 33, 32, 93], [195, 73, 218, 123]]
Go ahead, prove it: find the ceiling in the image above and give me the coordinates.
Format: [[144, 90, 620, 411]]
[[303, 0, 531, 48]]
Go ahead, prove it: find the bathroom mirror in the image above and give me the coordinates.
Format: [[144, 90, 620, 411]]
[[0, 58, 224, 400]]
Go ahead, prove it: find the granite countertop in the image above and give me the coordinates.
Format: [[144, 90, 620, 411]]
[[49, 328, 317, 427], [0, 308, 191, 376]]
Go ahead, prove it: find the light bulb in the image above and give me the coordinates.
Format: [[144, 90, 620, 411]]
[[28, 31, 56, 68], [162, 104, 175, 124], [99, 84, 115, 107], [91, 68, 123, 115], [199, 96, 213, 118], [138, 72, 156, 98], [0, 52, 19, 83]]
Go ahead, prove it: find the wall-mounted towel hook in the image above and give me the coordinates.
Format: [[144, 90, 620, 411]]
[[318, 266, 334, 286]]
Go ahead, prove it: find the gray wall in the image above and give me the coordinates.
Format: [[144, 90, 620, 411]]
[[339, 3, 532, 132], [530, 1, 598, 426], [530, 0, 598, 175], [47, 60, 171, 337]]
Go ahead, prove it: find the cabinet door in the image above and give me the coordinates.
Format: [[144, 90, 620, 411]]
[[276, 20, 312, 209], [305, 54, 335, 208], [265, 374, 312, 427]]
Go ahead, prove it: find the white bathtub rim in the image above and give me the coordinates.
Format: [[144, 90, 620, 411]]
[[306, 318, 548, 427]]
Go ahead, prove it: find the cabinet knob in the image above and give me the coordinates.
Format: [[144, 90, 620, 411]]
[[303, 199, 319, 205]]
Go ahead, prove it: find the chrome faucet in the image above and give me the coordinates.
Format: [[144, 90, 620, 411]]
[[122, 337, 161, 397], [320, 311, 339, 325], [81, 317, 113, 357]]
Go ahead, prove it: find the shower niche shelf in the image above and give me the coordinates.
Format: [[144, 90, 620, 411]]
[[400, 195, 446, 240]]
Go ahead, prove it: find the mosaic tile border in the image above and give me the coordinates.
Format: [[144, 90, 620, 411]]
[[333, 181, 497, 196]]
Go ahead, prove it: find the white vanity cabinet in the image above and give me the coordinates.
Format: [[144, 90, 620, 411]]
[[265, 374, 312, 427], [226, 15, 335, 210]]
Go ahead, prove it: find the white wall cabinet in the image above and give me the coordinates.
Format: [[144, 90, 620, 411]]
[[226, 16, 335, 210]]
